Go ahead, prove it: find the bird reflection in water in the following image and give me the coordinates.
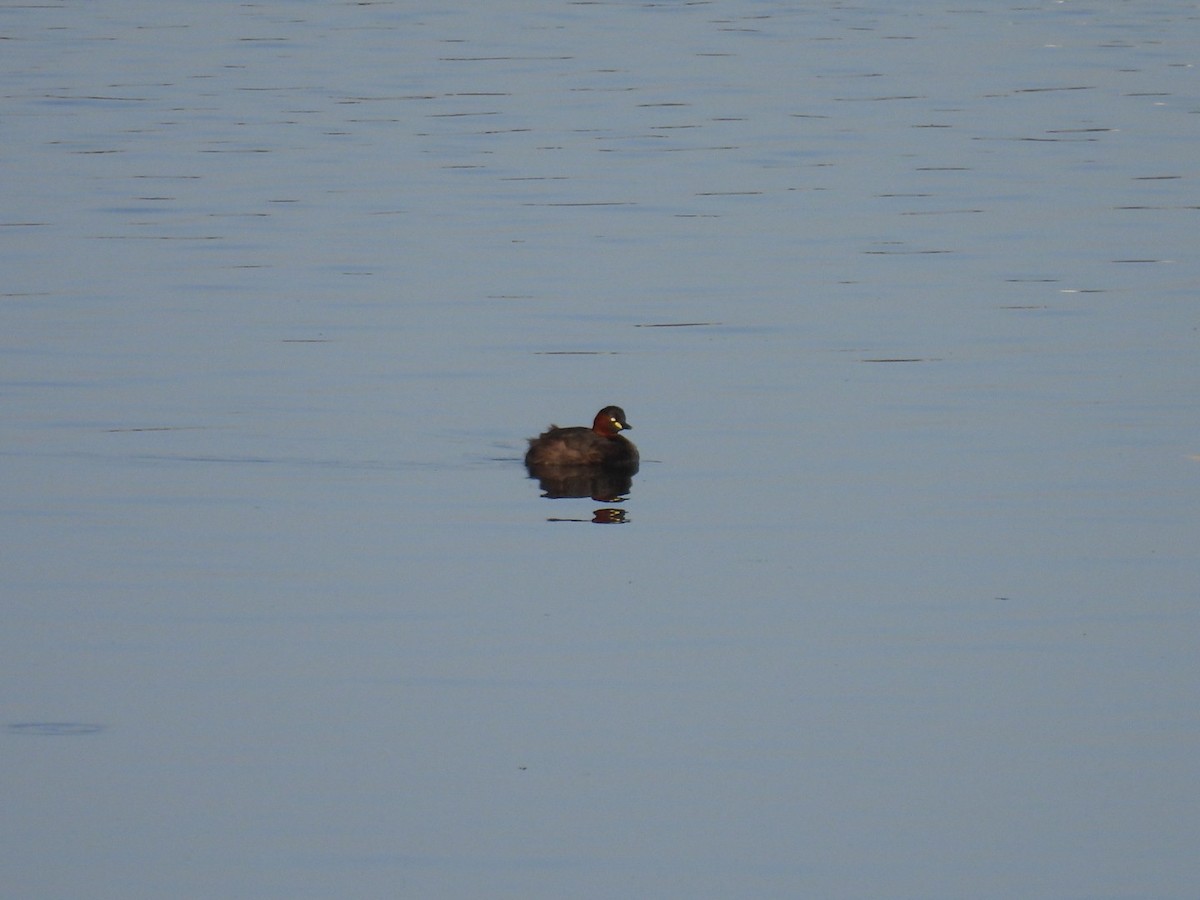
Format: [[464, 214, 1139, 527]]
[[525, 463, 636, 524], [525, 464, 635, 501], [546, 507, 630, 525]]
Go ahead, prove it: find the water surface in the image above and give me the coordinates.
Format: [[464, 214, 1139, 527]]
[[3, 2, 1198, 898]]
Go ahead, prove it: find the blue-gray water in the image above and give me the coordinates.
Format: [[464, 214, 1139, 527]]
[[3, 2, 1198, 898]]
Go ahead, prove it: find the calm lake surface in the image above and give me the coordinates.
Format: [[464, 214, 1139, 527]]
[[3, 2, 1198, 898]]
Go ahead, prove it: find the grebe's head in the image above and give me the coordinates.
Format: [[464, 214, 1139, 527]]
[[592, 406, 631, 436]]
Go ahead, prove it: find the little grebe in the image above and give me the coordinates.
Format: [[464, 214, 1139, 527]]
[[525, 405, 639, 470]]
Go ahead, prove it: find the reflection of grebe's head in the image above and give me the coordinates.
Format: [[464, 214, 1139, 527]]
[[593, 406, 631, 437]]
